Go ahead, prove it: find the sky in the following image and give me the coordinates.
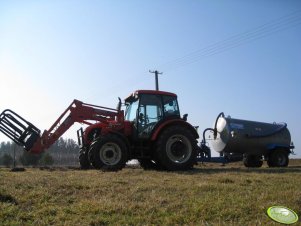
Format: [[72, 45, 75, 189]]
[[0, 1, 300, 158]]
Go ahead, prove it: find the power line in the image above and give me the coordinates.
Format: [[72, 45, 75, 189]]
[[160, 10, 301, 71], [166, 19, 301, 71], [157, 10, 301, 72]]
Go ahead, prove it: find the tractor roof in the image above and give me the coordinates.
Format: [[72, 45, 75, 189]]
[[125, 90, 177, 102]]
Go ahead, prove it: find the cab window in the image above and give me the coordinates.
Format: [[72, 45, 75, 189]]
[[138, 94, 163, 125], [125, 100, 139, 121], [137, 94, 163, 138], [163, 96, 180, 116]]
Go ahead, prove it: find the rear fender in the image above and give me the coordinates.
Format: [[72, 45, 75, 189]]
[[266, 144, 292, 154], [267, 144, 290, 151], [151, 119, 199, 141]]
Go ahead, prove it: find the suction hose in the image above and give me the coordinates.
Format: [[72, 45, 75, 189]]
[[202, 128, 215, 144], [213, 112, 224, 139], [202, 112, 225, 144]]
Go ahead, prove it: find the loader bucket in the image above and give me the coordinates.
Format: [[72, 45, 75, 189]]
[[0, 109, 41, 151]]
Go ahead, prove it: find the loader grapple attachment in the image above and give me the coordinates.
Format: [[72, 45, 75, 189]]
[[0, 109, 41, 151]]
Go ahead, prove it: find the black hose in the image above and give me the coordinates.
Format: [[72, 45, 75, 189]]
[[201, 112, 225, 144], [213, 112, 224, 139], [202, 128, 215, 144]]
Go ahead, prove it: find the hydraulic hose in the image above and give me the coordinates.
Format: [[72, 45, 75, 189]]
[[213, 112, 224, 139], [202, 128, 215, 144], [202, 112, 225, 144]]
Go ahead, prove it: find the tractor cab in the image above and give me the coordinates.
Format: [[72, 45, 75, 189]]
[[125, 90, 180, 139]]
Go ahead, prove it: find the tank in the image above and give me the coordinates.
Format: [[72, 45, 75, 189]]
[[210, 113, 292, 155]]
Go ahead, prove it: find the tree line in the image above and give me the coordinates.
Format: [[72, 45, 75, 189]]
[[0, 138, 80, 167]]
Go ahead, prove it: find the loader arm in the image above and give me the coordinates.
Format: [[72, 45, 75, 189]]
[[0, 99, 124, 154]]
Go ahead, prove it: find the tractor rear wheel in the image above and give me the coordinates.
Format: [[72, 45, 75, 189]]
[[267, 149, 289, 167], [89, 134, 128, 171], [156, 126, 197, 171]]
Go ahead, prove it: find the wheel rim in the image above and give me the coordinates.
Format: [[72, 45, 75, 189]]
[[166, 134, 192, 163], [99, 142, 122, 166]]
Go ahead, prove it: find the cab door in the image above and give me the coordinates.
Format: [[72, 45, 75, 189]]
[[137, 94, 163, 139]]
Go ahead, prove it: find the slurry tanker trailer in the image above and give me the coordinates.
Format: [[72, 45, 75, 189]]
[[199, 112, 295, 167]]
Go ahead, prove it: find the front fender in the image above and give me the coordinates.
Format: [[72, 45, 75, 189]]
[[84, 123, 106, 143]]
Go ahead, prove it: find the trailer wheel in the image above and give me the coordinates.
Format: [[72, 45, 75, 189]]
[[89, 134, 128, 171], [79, 149, 90, 169], [243, 155, 263, 168], [267, 149, 289, 167], [156, 126, 197, 171]]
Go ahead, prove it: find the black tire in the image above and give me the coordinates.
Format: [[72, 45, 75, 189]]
[[267, 150, 289, 167], [243, 155, 263, 168], [89, 134, 128, 171], [79, 149, 90, 169], [88, 147, 99, 169], [156, 126, 198, 171]]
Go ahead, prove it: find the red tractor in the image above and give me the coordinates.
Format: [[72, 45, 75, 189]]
[[0, 90, 199, 171]]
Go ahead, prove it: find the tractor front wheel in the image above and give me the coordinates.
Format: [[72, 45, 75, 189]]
[[156, 126, 197, 171], [79, 148, 90, 169], [89, 134, 128, 171]]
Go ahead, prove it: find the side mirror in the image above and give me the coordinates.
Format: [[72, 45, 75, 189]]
[[183, 114, 188, 121]]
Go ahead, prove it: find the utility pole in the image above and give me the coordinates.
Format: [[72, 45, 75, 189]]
[[149, 70, 163, 91]]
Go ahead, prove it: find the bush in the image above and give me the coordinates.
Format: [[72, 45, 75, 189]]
[[39, 153, 54, 166], [19, 152, 41, 166], [1, 154, 13, 167]]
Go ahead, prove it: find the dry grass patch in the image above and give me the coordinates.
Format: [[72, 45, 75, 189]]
[[0, 160, 301, 225]]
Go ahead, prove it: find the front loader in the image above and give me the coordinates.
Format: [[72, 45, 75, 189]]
[[0, 90, 199, 171]]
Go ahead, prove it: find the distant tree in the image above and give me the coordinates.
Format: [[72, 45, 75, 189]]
[[57, 137, 66, 152], [0, 138, 79, 166], [0, 141, 12, 154], [66, 138, 79, 153], [0, 141, 23, 155], [2, 154, 13, 167], [39, 153, 54, 166]]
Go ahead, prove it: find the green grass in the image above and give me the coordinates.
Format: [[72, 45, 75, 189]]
[[1, 160, 301, 225]]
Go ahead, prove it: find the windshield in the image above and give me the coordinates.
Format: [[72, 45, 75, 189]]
[[125, 100, 139, 121]]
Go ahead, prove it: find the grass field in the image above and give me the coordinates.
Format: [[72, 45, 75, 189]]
[[1, 159, 301, 225]]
